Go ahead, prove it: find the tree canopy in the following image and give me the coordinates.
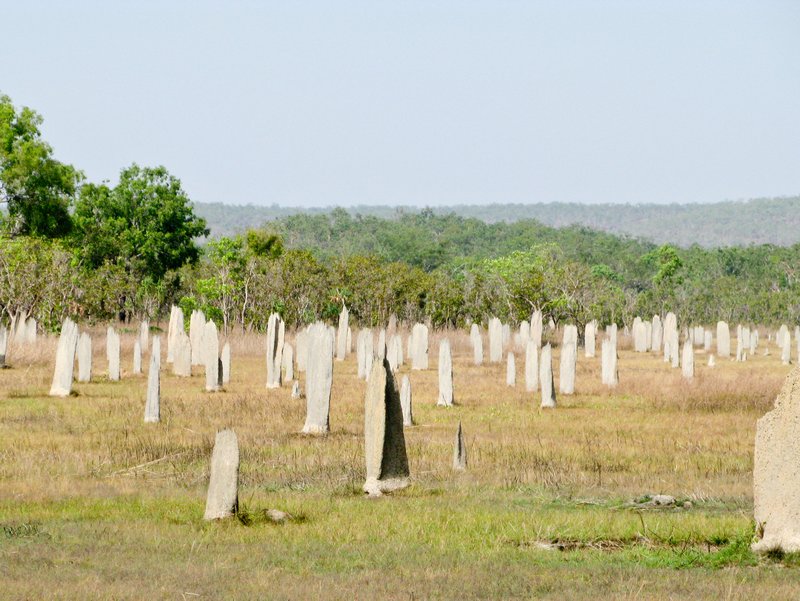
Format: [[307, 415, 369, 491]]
[[0, 94, 82, 237], [72, 164, 209, 282]]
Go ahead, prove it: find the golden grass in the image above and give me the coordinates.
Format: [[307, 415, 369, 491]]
[[0, 327, 797, 599]]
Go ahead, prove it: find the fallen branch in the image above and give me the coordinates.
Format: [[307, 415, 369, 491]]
[[105, 451, 189, 477]]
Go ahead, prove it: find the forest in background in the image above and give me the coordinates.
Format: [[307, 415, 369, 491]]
[[194, 195, 800, 248]]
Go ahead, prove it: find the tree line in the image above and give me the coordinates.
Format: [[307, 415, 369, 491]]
[[2, 93, 800, 334], [192, 196, 800, 248]]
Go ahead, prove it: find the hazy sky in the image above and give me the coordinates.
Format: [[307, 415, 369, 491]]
[[2, 1, 798, 206]]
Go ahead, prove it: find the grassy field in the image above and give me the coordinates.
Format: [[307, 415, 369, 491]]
[[2, 327, 799, 599]]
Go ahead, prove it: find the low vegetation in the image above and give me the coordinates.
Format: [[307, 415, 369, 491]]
[[1, 330, 798, 599]]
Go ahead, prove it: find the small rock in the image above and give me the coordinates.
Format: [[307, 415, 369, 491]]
[[266, 509, 290, 523], [651, 494, 676, 506], [534, 541, 558, 551], [291, 380, 302, 399]]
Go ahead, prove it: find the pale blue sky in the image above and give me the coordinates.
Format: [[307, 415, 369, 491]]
[[2, 1, 798, 206]]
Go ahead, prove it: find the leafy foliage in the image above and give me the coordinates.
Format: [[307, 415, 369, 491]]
[[0, 94, 82, 237], [72, 164, 209, 282]]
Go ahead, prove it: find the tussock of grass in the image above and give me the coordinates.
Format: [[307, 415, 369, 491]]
[[2, 521, 45, 539]]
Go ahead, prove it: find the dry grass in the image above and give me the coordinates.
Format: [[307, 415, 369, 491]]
[[0, 327, 797, 599]]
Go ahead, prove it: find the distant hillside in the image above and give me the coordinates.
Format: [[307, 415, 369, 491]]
[[193, 196, 800, 248]]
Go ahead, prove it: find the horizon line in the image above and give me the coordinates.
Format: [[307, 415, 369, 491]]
[[192, 195, 800, 210]]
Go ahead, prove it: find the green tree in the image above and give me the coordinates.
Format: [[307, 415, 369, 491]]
[[646, 244, 684, 284], [638, 244, 686, 318], [481, 247, 548, 320], [261, 249, 329, 326], [246, 228, 284, 258], [195, 236, 246, 333], [72, 164, 209, 286], [0, 237, 77, 330], [0, 94, 82, 237]]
